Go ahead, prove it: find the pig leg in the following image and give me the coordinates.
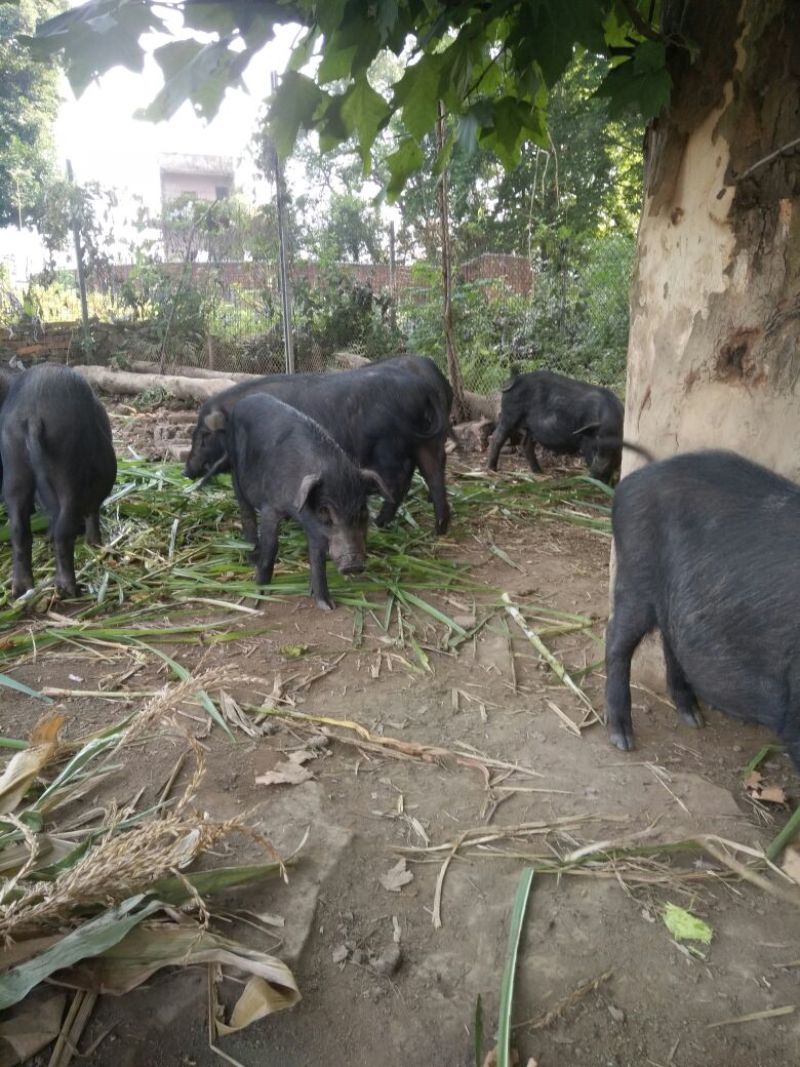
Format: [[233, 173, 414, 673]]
[[522, 435, 543, 474], [308, 541, 333, 611], [85, 512, 102, 546], [781, 722, 800, 773], [375, 464, 414, 528], [415, 439, 450, 534], [52, 505, 82, 598], [662, 634, 704, 728], [254, 505, 280, 586], [486, 416, 516, 471], [7, 481, 35, 599], [231, 468, 258, 556], [605, 588, 655, 751]]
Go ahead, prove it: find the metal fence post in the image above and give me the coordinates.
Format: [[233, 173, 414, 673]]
[[66, 160, 91, 357], [271, 71, 295, 375]]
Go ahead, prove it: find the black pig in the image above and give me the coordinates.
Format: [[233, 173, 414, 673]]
[[606, 450, 800, 769], [487, 370, 624, 482], [185, 355, 452, 533], [223, 393, 391, 610], [1, 365, 117, 598]]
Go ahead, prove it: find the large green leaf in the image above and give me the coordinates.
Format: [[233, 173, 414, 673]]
[[139, 36, 265, 123], [386, 138, 424, 200], [392, 51, 445, 142], [23, 0, 165, 96], [341, 77, 390, 169], [268, 71, 328, 159], [0, 894, 162, 1011], [596, 40, 671, 118], [0, 674, 52, 704]]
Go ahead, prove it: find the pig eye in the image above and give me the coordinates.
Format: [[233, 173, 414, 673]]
[[317, 505, 332, 523]]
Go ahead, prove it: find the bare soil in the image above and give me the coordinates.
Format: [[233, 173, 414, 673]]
[[5, 407, 800, 1067]]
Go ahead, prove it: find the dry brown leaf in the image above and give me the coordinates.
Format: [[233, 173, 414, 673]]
[[745, 771, 788, 805], [380, 858, 414, 893], [218, 975, 296, 1035], [52, 920, 300, 1014], [255, 762, 314, 787], [482, 1051, 519, 1067], [782, 846, 800, 887], [744, 770, 762, 793], [0, 990, 66, 1067], [0, 713, 65, 815]]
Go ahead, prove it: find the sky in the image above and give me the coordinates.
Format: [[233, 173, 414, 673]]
[[4, 8, 298, 279], [53, 18, 298, 211]]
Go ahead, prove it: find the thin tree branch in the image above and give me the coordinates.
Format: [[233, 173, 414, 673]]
[[735, 136, 800, 182], [620, 0, 662, 42]]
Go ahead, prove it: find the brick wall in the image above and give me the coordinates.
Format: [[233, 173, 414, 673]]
[[103, 254, 533, 297]]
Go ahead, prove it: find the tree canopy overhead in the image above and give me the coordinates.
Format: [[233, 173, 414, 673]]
[[1, 0, 62, 228], [28, 1, 671, 194]]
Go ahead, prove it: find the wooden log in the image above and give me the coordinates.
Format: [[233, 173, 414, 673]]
[[128, 361, 260, 382], [74, 365, 237, 403], [332, 350, 371, 369], [461, 390, 500, 421]]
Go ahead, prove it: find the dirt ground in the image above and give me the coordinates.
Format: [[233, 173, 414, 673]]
[[4, 405, 800, 1067]]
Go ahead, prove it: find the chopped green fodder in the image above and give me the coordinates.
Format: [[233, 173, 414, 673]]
[[0, 461, 612, 672]]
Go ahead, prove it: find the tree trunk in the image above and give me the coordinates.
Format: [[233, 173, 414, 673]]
[[436, 101, 468, 421], [618, 0, 800, 684], [624, 0, 800, 482]]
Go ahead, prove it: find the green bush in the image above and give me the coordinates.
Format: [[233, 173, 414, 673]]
[[400, 236, 633, 394]]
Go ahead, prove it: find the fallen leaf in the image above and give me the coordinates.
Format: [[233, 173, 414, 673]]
[[759, 785, 789, 805], [279, 644, 309, 659], [288, 748, 319, 766], [0, 990, 66, 1066], [331, 945, 349, 965], [482, 1050, 519, 1067], [782, 846, 800, 886], [662, 902, 713, 944], [744, 771, 788, 805], [744, 770, 763, 793], [0, 712, 65, 814], [255, 762, 314, 787], [379, 858, 414, 893]]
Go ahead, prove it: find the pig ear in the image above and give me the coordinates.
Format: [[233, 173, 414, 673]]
[[294, 472, 322, 512], [360, 468, 394, 502], [203, 409, 227, 433]]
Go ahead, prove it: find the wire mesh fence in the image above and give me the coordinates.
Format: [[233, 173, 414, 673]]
[[4, 236, 634, 398]]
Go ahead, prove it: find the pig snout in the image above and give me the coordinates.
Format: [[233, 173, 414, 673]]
[[335, 554, 365, 576]]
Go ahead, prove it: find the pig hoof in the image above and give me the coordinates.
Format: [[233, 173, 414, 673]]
[[11, 583, 32, 600], [608, 727, 635, 752], [315, 598, 334, 612], [678, 707, 705, 729], [56, 583, 79, 600], [435, 517, 450, 535]]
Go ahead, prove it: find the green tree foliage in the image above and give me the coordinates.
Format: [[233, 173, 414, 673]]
[[28, 1, 673, 195], [0, 0, 62, 227]]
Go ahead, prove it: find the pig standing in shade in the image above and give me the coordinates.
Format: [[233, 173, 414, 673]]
[[606, 449, 800, 770], [1, 364, 117, 598], [220, 393, 391, 610], [487, 370, 624, 482]]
